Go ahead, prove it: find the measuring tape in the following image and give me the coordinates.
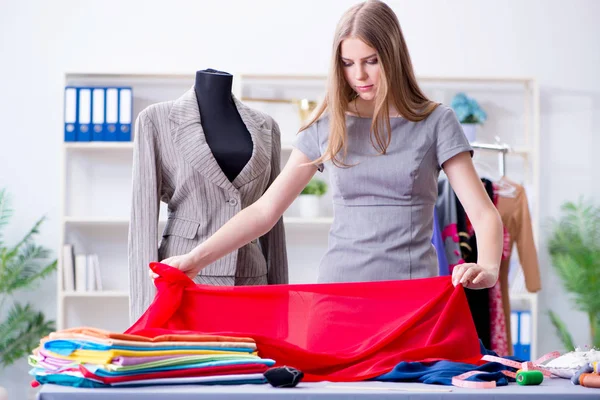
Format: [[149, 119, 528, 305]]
[[451, 351, 561, 389]]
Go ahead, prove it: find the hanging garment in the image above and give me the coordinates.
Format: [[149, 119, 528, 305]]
[[126, 262, 483, 382], [454, 179, 495, 350], [488, 182, 510, 356], [436, 176, 465, 272], [432, 207, 450, 276], [496, 177, 541, 352]]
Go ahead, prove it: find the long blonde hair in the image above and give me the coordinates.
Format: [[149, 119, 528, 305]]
[[301, 0, 438, 167]]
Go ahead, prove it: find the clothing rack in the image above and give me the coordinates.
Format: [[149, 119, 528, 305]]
[[470, 140, 511, 176]]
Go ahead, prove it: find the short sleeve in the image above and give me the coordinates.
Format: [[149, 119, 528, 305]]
[[436, 107, 474, 168], [292, 120, 324, 172]]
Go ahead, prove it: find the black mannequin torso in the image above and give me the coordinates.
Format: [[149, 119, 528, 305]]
[[194, 69, 253, 182]]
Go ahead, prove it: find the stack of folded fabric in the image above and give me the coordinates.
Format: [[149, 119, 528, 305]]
[[28, 327, 275, 388]]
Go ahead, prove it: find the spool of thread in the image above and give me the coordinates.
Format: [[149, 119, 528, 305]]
[[572, 363, 594, 385], [580, 373, 600, 389], [516, 370, 544, 386]]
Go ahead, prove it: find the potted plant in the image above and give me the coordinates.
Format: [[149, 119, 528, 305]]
[[298, 179, 328, 218], [547, 198, 600, 351], [0, 188, 57, 392], [450, 92, 487, 142]]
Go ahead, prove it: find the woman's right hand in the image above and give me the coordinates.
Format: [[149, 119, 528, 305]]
[[150, 252, 202, 280]]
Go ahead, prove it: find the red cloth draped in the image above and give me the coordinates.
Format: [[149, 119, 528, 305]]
[[126, 262, 482, 381]]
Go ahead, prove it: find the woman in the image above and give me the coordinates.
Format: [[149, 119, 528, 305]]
[[156, 0, 503, 290]]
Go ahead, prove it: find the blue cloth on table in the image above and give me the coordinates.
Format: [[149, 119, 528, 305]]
[[374, 341, 523, 386]]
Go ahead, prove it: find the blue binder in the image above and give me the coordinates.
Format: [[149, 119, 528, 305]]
[[64, 87, 78, 142], [519, 310, 531, 360], [104, 87, 119, 141], [512, 310, 531, 361], [76, 87, 92, 141], [92, 88, 105, 141], [117, 87, 133, 141], [511, 311, 521, 359]]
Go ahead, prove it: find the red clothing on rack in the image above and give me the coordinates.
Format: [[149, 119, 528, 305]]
[[126, 262, 482, 382]]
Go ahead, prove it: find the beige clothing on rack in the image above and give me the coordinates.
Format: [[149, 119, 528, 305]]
[[496, 178, 541, 353]]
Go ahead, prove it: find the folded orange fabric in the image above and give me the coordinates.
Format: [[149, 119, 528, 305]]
[[42, 333, 256, 349], [48, 326, 255, 344]]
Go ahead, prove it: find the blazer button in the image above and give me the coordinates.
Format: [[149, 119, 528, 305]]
[[228, 198, 238, 206]]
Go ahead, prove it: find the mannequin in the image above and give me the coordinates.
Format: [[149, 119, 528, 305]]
[[194, 69, 253, 182], [128, 69, 288, 323]]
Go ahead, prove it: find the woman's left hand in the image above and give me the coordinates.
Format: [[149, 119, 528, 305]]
[[451, 263, 498, 289]]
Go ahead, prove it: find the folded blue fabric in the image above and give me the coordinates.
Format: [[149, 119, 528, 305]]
[[374, 341, 521, 386], [375, 360, 513, 386], [44, 340, 254, 356]]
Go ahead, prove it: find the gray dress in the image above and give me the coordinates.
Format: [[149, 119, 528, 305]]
[[292, 104, 472, 283]]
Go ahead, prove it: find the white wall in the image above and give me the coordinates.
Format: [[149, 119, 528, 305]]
[[1, 0, 599, 397]]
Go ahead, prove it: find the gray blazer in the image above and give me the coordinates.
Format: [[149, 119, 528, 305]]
[[128, 88, 288, 322]]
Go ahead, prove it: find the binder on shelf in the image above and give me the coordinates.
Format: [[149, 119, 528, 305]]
[[92, 88, 105, 141], [512, 310, 532, 361], [76, 88, 92, 141], [511, 310, 520, 359], [62, 244, 75, 291], [519, 310, 532, 360], [117, 87, 133, 141], [74, 254, 87, 292], [64, 87, 78, 142], [105, 88, 119, 141]]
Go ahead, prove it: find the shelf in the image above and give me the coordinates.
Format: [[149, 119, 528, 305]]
[[65, 142, 134, 150], [64, 142, 300, 154], [65, 216, 139, 225], [62, 290, 129, 298], [285, 217, 333, 225], [509, 292, 538, 302], [64, 216, 333, 226]]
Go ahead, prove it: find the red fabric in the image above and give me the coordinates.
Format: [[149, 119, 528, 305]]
[[126, 262, 482, 382], [78, 363, 268, 384]]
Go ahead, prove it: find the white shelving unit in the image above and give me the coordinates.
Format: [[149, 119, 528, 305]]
[[58, 73, 541, 358]]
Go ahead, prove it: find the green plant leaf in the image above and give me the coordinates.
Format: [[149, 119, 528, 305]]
[[0, 189, 13, 248], [0, 188, 56, 368], [301, 179, 328, 196], [548, 310, 575, 352], [0, 302, 55, 367], [0, 243, 56, 294], [547, 198, 600, 348], [4, 216, 45, 262]]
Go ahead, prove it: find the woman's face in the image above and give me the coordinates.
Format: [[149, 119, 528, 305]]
[[340, 37, 381, 102]]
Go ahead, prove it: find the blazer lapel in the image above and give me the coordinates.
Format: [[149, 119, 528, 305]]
[[170, 88, 272, 193], [231, 95, 272, 188], [170, 88, 236, 193]]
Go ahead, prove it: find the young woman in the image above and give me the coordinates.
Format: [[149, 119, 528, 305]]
[[156, 0, 503, 290]]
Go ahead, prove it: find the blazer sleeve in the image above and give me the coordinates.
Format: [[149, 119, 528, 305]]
[[259, 120, 289, 284], [128, 110, 162, 323], [515, 188, 541, 292]]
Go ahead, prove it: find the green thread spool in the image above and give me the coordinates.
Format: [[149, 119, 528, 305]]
[[516, 370, 544, 386]]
